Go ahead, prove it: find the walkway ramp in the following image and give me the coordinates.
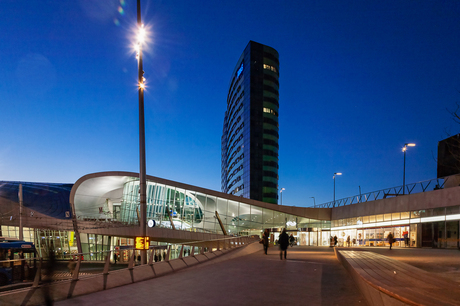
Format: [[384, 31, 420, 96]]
[[336, 249, 460, 306]]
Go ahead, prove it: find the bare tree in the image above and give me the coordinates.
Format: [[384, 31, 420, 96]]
[[438, 102, 460, 177]]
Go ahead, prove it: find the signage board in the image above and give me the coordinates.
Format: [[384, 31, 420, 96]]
[[135, 237, 150, 250]]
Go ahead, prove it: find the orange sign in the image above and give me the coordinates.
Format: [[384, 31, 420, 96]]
[[135, 237, 150, 250]]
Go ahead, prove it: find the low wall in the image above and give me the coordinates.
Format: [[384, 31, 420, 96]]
[[0, 242, 258, 306]]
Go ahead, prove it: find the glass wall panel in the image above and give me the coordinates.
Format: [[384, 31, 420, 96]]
[[273, 212, 285, 228], [193, 192, 206, 231], [446, 206, 460, 215], [286, 215, 297, 230], [369, 215, 376, 223], [420, 209, 433, 218], [401, 211, 410, 219], [376, 214, 383, 222], [262, 208, 273, 228], [446, 221, 459, 248], [251, 206, 263, 230], [433, 207, 446, 216], [384, 213, 392, 221], [184, 190, 197, 229], [203, 195, 217, 233], [363, 216, 369, 224], [216, 197, 228, 229], [237, 203, 251, 233], [227, 200, 239, 235]]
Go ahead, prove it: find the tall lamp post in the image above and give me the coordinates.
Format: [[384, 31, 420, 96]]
[[136, 0, 147, 265], [280, 188, 285, 205], [310, 196, 316, 208], [402, 143, 416, 195], [333, 172, 342, 207]]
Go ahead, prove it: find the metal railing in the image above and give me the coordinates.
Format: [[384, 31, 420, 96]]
[[0, 236, 256, 290], [315, 177, 449, 208]]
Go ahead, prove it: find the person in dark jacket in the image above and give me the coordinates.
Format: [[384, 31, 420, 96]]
[[262, 229, 270, 255], [387, 232, 394, 250], [278, 228, 289, 260]]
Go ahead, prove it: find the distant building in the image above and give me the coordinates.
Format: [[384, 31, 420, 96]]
[[437, 133, 460, 177], [221, 41, 279, 204]]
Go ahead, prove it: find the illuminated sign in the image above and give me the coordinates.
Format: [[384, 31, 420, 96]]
[[135, 237, 150, 250], [148, 219, 156, 228], [286, 221, 297, 227]]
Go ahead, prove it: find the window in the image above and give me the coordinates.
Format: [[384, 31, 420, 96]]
[[263, 107, 278, 116], [236, 63, 243, 78], [401, 212, 410, 219], [263, 64, 277, 73]]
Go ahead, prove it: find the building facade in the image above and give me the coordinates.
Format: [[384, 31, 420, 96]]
[[437, 133, 460, 177], [221, 41, 280, 204]]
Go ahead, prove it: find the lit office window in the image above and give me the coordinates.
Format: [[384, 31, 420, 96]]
[[263, 64, 277, 73]]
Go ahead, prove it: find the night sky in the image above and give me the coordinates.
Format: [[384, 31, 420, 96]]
[[1, 1, 459, 207]]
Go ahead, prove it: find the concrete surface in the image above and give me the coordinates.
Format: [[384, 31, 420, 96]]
[[336, 249, 460, 306], [55, 246, 367, 306], [342, 246, 460, 283]]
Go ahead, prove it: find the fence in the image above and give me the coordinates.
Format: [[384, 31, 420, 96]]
[[315, 177, 448, 208]]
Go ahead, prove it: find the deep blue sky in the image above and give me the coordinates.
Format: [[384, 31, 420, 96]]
[[1, 1, 459, 207]]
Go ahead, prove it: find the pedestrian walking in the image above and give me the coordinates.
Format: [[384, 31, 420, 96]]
[[333, 235, 338, 247], [262, 229, 270, 255], [387, 232, 394, 250], [403, 231, 409, 247], [346, 236, 351, 247], [278, 228, 289, 260], [289, 234, 295, 247], [67, 256, 76, 275], [113, 252, 117, 264]]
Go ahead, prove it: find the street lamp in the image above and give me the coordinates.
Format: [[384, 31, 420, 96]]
[[402, 143, 416, 195], [136, 0, 147, 265], [279, 188, 285, 205], [310, 196, 316, 208], [333, 173, 342, 207]]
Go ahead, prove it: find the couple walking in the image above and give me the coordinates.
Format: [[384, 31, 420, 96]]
[[262, 228, 290, 260]]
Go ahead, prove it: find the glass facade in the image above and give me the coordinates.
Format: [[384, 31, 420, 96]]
[[331, 205, 460, 248], [119, 178, 327, 238], [222, 41, 280, 204]]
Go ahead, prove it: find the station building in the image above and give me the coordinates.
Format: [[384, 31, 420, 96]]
[[0, 172, 459, 261]]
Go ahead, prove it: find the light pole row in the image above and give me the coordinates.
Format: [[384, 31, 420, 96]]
[[327, 142, 415, 207]]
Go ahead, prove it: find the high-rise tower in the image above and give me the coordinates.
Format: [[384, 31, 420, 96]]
[[221, 41, 279, 204]]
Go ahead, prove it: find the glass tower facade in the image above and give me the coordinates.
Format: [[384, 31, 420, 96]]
[[221, 41, 280, 204]]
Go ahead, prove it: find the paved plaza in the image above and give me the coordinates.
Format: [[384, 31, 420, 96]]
[[53, 245, 460, 306]]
